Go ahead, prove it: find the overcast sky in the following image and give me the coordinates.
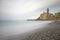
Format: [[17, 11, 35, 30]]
[[0, 0, 60, 20]]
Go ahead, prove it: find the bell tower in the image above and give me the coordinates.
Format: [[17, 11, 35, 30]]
[[47, 8, 49, 13]]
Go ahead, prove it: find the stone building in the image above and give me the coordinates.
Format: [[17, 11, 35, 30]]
[[40, 8, 55, 20], [36, 8, 60, 20], [55, 12, 60, 20]]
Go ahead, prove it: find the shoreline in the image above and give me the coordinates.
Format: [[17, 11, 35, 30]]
[[0, 21, 60, 40], [27, 19, 60, 21], [23, 21, 60, 40]]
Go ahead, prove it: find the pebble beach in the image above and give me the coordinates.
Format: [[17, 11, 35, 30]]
[[23, 21, 60, 40]]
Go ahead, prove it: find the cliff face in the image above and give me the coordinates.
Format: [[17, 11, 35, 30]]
[[40, 13, 55, 20]]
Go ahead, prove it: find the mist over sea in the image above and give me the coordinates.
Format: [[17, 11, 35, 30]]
[[0, 20, 53, 38]]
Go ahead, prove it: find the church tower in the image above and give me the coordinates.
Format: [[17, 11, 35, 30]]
[[47, 8, 49, 13]]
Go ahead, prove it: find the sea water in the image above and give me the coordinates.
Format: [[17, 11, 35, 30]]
[[0, 20, 52, 37]]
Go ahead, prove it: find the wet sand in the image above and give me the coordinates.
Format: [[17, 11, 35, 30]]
[[0, 21, 60, 40]]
